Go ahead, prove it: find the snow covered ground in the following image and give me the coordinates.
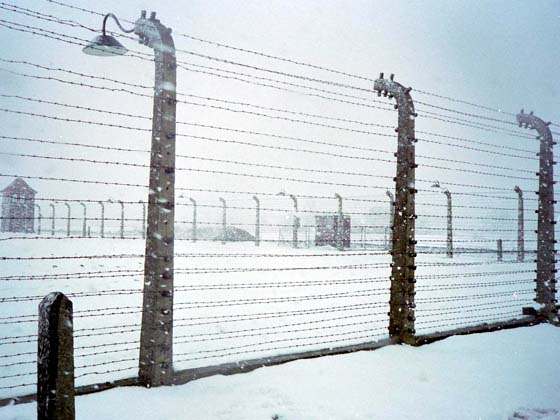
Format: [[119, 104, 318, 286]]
[[1, 324, 559, 420], [0, 236, 537, 401]]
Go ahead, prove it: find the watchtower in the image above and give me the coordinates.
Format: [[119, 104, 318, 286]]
[[1, 178, 37, 233]]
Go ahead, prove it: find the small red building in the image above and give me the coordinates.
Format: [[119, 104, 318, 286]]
[[1, 178, 37, 233]]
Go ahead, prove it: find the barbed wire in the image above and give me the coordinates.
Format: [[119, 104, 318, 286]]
[[174, 329, 388, 363], [0, 132, 536, 176], [0, 19, 545, 149], [0, 71, 539, 163], [29, 0, 553, 128], [0, 65, 542, 162], [176, 317, 388, 346]]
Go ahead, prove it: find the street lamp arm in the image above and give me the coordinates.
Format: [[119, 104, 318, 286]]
[[102, 13, 135, 35]]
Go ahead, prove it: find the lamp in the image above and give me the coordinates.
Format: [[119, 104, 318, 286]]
[[82, 13, 133, 56]]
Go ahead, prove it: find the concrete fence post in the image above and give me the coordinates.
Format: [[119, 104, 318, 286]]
[[277, 192, 299, 248], [517, 110, 557, 320], [138, 12, 177, 387], [253, 196, 260, 246], [361, 226, 365, 248], [334, 193, 344, 251], [97, 201, 105, 238], [497, 239, 503, 262], [444, 190, 453, 258], [514, 185, 525, 262], [49, 203, 55, 236], [374, 73, 417, 344], [79, 202, 87, 238], [189, 198, 197, 243], [62, 203, 71, 237], [219, 197, 227, 244], [385, 190, 394, 250], [37, 292, 74, 420], [34, 204, 42, 235], [118, 200, 125, 239], [139, 201, 146, 239]]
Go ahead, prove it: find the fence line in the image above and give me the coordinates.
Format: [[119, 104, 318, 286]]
[[0, 0, 556, 407]]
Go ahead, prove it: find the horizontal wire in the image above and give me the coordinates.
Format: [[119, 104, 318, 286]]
[[29, 0, 523, 123], [176, 316, 387, 345], [175, 302, 387, 327], [0, 70, 539, 162], [416, 290, 534, 303], [173, 288, 388, 310], [417, 279, 533, 291], [174, 328, 387, 363], [21, 0, 557, 131], [14, 1, 537, 136], [416, 310, 523, 327], [174, 332, 387, 364], [415, 298, 533, 313], [74, 365, 137, 380], [0, 24, 544, 154], [0, 132, 536, 176], [0, 19, 395, 112]]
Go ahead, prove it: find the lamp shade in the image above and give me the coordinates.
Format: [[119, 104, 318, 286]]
[[82, 34, 128, 56]]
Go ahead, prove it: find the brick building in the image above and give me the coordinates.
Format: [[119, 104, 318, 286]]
[[315, 214, 351, 248], [1, 178, 37, 233]]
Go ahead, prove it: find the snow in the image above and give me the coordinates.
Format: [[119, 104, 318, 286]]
[[0, 236, 539, 401], [1, 324, 559, 420]]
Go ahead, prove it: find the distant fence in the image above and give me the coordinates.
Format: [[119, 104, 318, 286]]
[[0, 0, 557, 407]]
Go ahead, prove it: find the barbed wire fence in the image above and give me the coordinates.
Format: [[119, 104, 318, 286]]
[[0, 0, 556, 406]]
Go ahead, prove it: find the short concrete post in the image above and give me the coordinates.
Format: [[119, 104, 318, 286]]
[[497, 239, 503, 262], [37, 292, 74, 420]]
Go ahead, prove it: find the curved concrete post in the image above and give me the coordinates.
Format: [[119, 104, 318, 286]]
[[374, 73, 416, 343], [79, 203, 87, 238], [517, 110, 556, 318], [49, 203, 56, 236], [62, 203, 71, 236], [135, 10, 177, 387], [97, 201, 105, 238]]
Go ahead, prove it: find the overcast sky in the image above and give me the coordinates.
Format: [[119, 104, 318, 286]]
[[0, 0, 558, 239]]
